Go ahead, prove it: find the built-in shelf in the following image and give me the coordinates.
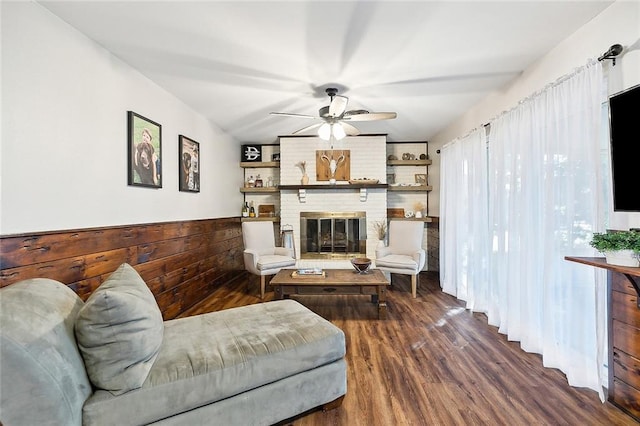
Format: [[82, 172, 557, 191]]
[[393, 217, 435, 223], [240, 187, 279, 193], [239, 141, 433, 220], [387, 185, 433, 192], [386, 141, 431, 216], [241, 217, 280, 222], [240, 161, 280, 168], [387, 159, 432, 166]]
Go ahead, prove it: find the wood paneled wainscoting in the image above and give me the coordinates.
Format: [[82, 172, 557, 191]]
[[0, 217, 245, 319]]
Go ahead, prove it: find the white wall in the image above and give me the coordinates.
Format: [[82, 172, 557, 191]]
[[429, 0, 640, 229], [0, 2, 243, 235]]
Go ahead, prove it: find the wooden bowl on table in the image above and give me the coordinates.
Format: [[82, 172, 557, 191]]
[[351, 257, 372, 274]]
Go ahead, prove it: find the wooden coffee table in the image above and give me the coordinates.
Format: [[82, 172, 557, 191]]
[[270, 269, 390, 319]]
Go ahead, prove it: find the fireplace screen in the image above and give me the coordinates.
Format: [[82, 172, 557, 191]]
[[300, 212, 366, 259]]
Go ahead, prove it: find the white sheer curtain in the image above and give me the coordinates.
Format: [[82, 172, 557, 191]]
[[440, 60, 606, 398], [440, 128, 491, 311]]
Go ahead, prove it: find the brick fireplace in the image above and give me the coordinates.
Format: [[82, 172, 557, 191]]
[[300, 211, 367, 259], [279, 135, 387, 269]]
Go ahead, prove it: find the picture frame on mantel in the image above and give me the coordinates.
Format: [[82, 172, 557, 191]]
[[128, 111, 162, 188], [315, 150, 351, 181], [387, 173, 396, 184], [415, 173, 427, 185], [179, 135, 200, 193]]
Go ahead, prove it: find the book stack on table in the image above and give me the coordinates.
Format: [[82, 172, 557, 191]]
[[291, 268, 325, 278]]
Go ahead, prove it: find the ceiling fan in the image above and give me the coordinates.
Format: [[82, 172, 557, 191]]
[[270, 88, 397, 140]]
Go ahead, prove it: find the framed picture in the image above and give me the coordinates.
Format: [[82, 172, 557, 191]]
[[179, 135, 200, 193], [241, 144, 262, 162], [415, 173, 428, 185], [387, 173, 396, 184], [128, 111, 162, 188]]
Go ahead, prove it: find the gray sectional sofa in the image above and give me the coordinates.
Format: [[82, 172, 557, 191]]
[[0, 263, 347, 425]]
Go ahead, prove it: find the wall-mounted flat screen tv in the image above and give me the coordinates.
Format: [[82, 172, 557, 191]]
[[608, 83, 640, 212]]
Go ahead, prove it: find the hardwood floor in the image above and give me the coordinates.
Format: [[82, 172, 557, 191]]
[[181, 271, 638, 425]]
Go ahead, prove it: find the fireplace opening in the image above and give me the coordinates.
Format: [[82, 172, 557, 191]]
[[300, 212, 367, 259]]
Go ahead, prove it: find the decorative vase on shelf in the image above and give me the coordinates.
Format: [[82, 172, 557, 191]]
[[301, 174, 309, 185]]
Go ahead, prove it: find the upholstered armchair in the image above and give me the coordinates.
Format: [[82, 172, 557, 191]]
[[375, 220, 426, 298], [242, 221, 296, 299]]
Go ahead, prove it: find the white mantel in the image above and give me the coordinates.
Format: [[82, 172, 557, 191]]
[[279, 135, 387, 269]]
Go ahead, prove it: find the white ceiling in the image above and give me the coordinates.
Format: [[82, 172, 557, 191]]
[[39, 1, 613, 144]]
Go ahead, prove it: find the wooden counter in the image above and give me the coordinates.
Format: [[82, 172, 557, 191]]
[[565, 256, 640, 421]]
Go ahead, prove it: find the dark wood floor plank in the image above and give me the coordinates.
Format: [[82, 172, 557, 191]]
[[180, 271, 637, 426]]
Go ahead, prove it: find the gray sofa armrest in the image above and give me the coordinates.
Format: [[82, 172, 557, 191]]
[[0, 279, 92, 426]]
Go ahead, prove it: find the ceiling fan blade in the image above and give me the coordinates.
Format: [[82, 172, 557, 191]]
[[328, 95, 348, 117], [343, 111, 397, 122], [270, 112, 317, 119], [292, 122, 323, 135], [341, 122, 360, 136]]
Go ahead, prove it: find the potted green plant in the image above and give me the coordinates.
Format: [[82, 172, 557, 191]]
[[589, 230, 640, 267]]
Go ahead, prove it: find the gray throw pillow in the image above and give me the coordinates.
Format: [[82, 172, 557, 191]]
[[75, 263, 163, 395]]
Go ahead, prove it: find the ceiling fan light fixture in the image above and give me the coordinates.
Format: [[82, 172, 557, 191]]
[[332, 123, 346, 140], [318, 122, 331, 140], [272, 87, 396, 138]]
